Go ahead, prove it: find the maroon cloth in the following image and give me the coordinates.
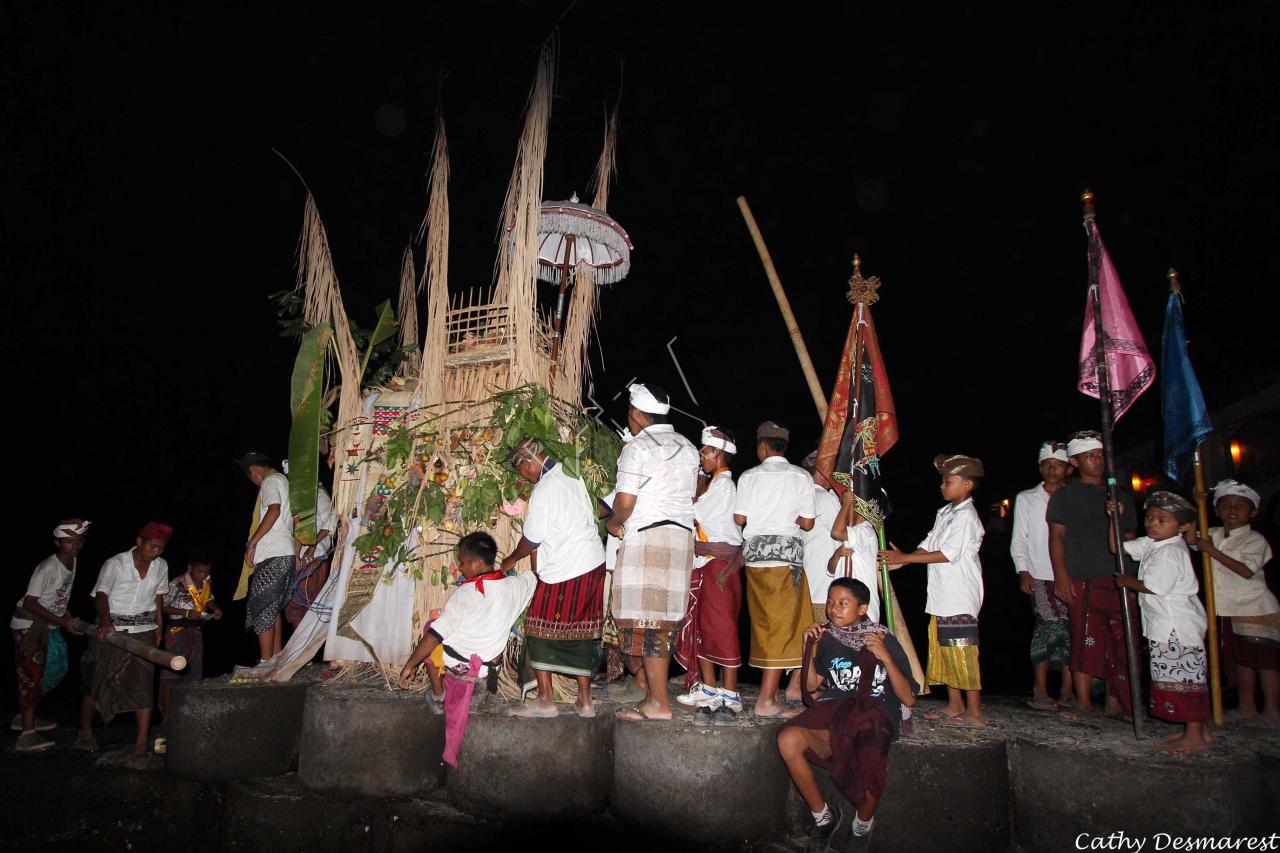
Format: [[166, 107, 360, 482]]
[[784, 636, 894, 806], [1149, 682, 1210, 723], [137, 522, 173, 541], [285, 554, 332, 628], [1221, 617, 1280, 678], [675, 558, 743, 689], [524, 564, 605, 640], [1068, 579, 1140, 714], [12, 629, 44, 714]]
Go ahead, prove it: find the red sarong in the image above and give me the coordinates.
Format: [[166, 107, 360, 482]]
[[524, 564, 606, 641], [12, 629, 44, 714], [1068, 579, 1140, 714], [675, 558, 743, 689], [1221, 616, 1280, 679]]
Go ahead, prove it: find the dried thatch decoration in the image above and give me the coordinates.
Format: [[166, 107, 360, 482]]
[[396, 244, 418, 355], [559, 107, 618, 396], [295, 195, 337, 328], [418, 118, 450, 405], [494, 41, 555, 385]]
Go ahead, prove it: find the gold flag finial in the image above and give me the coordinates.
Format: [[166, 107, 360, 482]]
[[1169, 268, 1182, 296], [1082, 188, 1096, 223], [847, 253, 881, 306]]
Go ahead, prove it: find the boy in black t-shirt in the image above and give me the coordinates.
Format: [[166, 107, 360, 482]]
[[777, 579, 918, 852]]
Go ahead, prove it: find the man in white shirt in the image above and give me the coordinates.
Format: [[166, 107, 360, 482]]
[[78, 522, 173, 759], [1010, 441, 1076, 710], [785, 451, 841, 702], [674, 427, 746, 720], [502, 439, 607, 718], [238, 451, 295, 662], [11, 519, 89, 752], [606, 383, 698, 722], [733, 421, 815, 717]]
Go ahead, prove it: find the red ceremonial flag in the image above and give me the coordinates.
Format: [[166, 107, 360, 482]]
[[1077, 223, 1155, 421]]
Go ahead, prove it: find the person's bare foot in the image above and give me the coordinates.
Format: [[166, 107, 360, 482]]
[[1160, 732, 1211, 754], [616, 700, 671, 721]]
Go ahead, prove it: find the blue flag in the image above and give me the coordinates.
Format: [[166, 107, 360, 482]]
[[1161, 292, 1212, 479]]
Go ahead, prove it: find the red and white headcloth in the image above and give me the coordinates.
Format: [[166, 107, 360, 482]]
[[54, 519, 91, 539], [700, 426, 737, 455]]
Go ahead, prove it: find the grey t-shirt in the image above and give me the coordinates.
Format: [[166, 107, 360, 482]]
[[1045, 480, 1136, 580]]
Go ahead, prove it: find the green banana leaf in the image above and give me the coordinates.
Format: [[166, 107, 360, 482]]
[[288, 324, 333, 545], [358, 300, 398, 382]]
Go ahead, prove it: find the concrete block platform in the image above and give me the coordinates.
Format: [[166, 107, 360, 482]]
[[298, 682, 446, 797], [166, 665, 322, 781]]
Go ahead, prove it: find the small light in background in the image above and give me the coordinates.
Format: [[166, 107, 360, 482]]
[[1131, 473, 1143, 492], [1230, 440, 1243, 465]]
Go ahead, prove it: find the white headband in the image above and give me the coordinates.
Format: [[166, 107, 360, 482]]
[[54, 520, 91, 539], [1212, 479, 1260, 508], [1038, 443, 1069, 463], [628, 383, 671, 415], [700, 426, 737, 455], [1067, 436, 1104, 456]]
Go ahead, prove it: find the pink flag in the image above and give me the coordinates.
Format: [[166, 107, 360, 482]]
[[1078, 225, 1155, 421]]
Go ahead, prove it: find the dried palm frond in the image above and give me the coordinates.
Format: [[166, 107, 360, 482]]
[[494, 40, 555, 386], [295, 195, 337, 328], [419, 118, 450, 404], [397, 244, 418, 354]]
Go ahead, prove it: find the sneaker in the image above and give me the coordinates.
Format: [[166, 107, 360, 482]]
[[718, 690, 744, 714], [676, 683, 718, 707], [807, 805, 845, 853], [844, 832, 871, 853], [692, 706, 718, 727], [15, 731, 55, 753], [10, 714, 55, 733]]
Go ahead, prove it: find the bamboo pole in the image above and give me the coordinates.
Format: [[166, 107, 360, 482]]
[[736, 196, 827, 422], [69, 619, 187, 671], [1083, 190, 1145, 738], [1193, 453, 1225, 724]]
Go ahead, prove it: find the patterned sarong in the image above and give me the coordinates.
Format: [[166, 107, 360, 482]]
[[1029, 579, 1070, 668], [1149, 630, 1209, 723], [745, 565, 807, 669], [524, 564, 606, 678], [612, 525, 693, 634], [1068, 579, 1139, 714], [675, 557, 743, 689], [81, 633, 156, 723], [13, 629, 46, 714], [927, 615, 981, 690], [246, 555, 295, 636]]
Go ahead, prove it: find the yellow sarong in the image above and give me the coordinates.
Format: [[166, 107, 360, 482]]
[[745, 565, 807, 670], [926, 615, 981, 690]]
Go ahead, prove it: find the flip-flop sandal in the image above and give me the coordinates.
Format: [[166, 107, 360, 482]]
[[1056, 697, 1077, 709], [923, 710, 962, 722], [1026, 697, 1058, 711], [940, 716, 988, 730], [753, 706, 801, 720], [616, 705, 670, 722], [507, 703, 560, 719], [74, 735, 99, 753], [575, 703, 596, 719]]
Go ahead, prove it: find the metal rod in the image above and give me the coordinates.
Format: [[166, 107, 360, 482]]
[[1083, 196, 1145, 738], [1192, 449, 1225, 725], [547, 235, 575, 392], [736, 196, 828, 422]]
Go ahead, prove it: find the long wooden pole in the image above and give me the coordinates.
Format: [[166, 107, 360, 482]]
[[1083, 191, 1145, 738], [1192, 450, 1225, 724], [736, 196, 827, 423], [69, 618, 187, 671]]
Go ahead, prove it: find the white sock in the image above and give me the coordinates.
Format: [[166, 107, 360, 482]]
[[812, 805, 833, 826], [852, 815, 875, 836]]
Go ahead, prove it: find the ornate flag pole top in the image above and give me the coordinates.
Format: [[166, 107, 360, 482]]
[[1168, 267, 1181, 296], [847, 254, 882, 306], [1082, 188, 1096, 222]]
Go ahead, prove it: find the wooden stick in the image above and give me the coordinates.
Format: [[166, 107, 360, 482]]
[[69, 619, 187, 672], [736, 196, 827, 422], [1192, 450, 1225, 725]]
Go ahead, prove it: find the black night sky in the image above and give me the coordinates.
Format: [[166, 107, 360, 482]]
[[5, 3, 1279, 688]]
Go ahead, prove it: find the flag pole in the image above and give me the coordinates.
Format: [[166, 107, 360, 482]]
[[737, 196, 828, 423], [1083, 190, 1146, 738], [1170, 268, 1225, 725]]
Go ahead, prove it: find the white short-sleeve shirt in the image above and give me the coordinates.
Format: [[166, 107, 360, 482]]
[[840, 522, 882, 624], [1208, 525, 1278, 617], [255, 472, 296, 561], [430, 573, 537, 674], [11, 555, 77, 630], [613, 424, 698, 537], [313, 486, 337, 557], [694, 470, 742, 568], [1124, 535, 1207, 646], [921, 498, 985, 618], [733, 456, 817, 540], [1010, 483, 1055, 581], [521, 462, 606, 584], [90, 550, 169, 632], [802, 486, 842, 603]]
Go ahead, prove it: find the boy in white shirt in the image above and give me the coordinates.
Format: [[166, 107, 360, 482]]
[[238, 451, 295, 663], [1196, 479, 1277, 727], [1010, 441, 1076, 710], [1110, 491, 1211, 753], [881, 454, 986, 728], [11, 519, 89, 752]]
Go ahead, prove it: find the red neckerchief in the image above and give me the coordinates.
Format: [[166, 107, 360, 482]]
[[460, 570, 507, 595]]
